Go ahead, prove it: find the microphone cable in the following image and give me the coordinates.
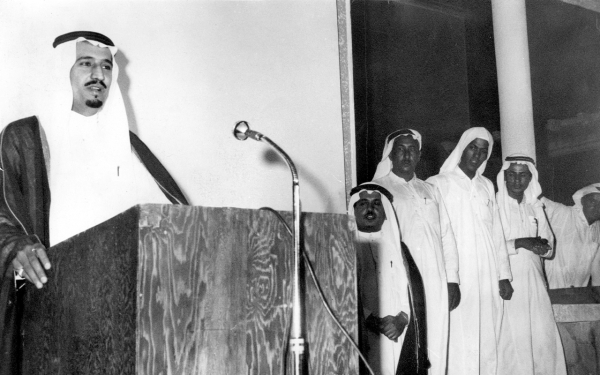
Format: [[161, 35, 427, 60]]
[[259, 207, 375, 375]]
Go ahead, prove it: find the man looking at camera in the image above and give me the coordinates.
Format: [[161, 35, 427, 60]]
[[428, 127, 513, 375], [349, 183, 429, 375], [372, 128, 458, 375], [0, 31, 188, 374]]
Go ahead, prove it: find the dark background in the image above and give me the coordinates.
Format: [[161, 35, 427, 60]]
[[352, 0, 600, 204]]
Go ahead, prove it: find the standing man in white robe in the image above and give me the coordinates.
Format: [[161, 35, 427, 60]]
[[495, 154, 566, 375], [372, 129, 459, 375], [427, 127, 513, 375], [349, 183, 429, 375], [542, 183, 600, 288]]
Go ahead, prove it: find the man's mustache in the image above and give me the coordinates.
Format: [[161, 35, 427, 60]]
[[85, 80, 107, 89]]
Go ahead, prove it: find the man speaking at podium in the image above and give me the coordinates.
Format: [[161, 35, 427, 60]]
[[0, 31, 188, 374]]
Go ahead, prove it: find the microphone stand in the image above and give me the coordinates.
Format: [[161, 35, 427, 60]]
[[233, 121, 305, 375]]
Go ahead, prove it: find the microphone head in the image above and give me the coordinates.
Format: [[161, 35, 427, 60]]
[[233, 121, 250, 141]]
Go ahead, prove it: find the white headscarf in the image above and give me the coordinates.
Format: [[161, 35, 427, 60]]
[[372, 129, 422, 180], [348, 183, 402, 242], [572, 183, 600, 209], [572, 183, 600, 243], [43, 35, 167, 245], [496, 154, 544, 240], [439, 127, 493, 176]]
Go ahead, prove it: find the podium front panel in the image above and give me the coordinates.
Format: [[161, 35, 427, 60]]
[[22, 204, 359, 375]]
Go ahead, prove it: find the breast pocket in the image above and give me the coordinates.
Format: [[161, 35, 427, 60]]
[[476, 197, 493, 227], [421, 197, 441, 226]]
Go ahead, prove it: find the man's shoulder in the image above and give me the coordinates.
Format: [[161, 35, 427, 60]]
[[540, 196, 573, 215], [3, 116, 39, 133], [6, 116, 38, 127], [2, 116, 40, 141], [413, 176, 433, 187], [478, 174, 495, 189], [426, 172, 452, 185], [411, 177, 439, 194]]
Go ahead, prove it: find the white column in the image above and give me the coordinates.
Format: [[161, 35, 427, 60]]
[[492, 0, 536, 160]]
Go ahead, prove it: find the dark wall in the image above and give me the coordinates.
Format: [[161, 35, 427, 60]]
[[527, 0, 600, 203], [352, 0, 600, 198], [352, 1, 471, 183]]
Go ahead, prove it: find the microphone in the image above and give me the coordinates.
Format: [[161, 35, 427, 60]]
[[233, 121, 263, 141], [232, 121, 305, 375]]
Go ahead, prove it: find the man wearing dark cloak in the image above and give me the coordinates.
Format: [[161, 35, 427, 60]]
[[0, 31, 189, 374]]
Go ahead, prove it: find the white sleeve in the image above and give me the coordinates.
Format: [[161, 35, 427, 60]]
[[434, 185, 460, 284], [491, 185, 512, 281]]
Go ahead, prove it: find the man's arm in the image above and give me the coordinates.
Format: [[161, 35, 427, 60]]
[[428, 177, 461, 309], [434, 185, 459, 284], [0, 175, 50, 289], [489, 183, 513, 299], [492, 191, 512, 281], [540, 197, 568, 223], [590, 248, 600, 286], [0, 120, 51, 288]]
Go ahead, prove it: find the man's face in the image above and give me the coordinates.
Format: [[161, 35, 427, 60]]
[[70, 41, 113, 116], [390, 135, 420, 181], [581, 192, 600, 225], [353, 191, 387, 233], [504, 163, 532, 201], [458, 138, 489, 178]]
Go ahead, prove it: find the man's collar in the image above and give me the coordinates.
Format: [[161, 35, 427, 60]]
[[455, 167, 478, 180], [390, 172, 416, 183], [357, 229, 383, 239]]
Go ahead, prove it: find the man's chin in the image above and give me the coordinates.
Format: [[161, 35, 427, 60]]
[[359, 221, 383, 232], [85, 99, 104, 109]]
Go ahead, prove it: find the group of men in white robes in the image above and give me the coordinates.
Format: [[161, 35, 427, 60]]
[[350, 126, 600, 375]]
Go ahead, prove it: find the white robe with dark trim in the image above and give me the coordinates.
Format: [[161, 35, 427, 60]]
[[356, 230, 410, 375]]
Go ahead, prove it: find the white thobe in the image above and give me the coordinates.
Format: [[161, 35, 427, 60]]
[[541, 197, 600, 288], [428, 170, 511, 375], [356, 231, 410, 375], [496, 197, 566, 375], [49, 112, 169, 245], [374, 173, 458, 375]]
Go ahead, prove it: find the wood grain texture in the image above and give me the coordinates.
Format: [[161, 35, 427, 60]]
[[137, 205, 250, 375], [21, 204, 359, 375], [22, 206, 140, 375], [557, 321, 600, 375], [303, 212, 359, 375]]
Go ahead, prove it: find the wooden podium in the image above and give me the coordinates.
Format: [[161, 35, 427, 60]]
[[21, 204, 359, 375], [550, 287, 600, 375]]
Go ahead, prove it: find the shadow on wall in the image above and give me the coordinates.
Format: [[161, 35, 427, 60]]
[[263, 149, 337, 213], [114, 52, 139, 136]]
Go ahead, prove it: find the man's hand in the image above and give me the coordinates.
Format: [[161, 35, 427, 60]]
[[12, 244, 51, 289], [448, 282, 461, 311], [380, 312, 409, 342], [515, 237, 551, 255], [499, 279, 513, 300]]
